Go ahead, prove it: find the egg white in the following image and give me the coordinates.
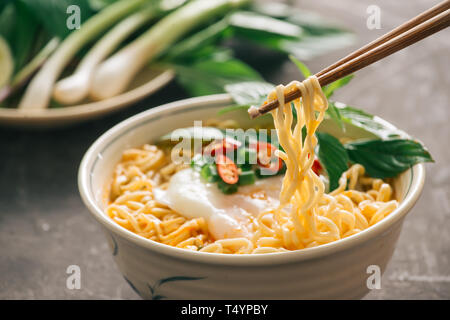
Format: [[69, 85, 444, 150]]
[[155, 168, 283, 240]]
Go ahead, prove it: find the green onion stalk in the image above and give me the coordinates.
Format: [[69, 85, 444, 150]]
[[89, 0, 250, 100], [19, 0, 148, 110], [52, 4, 159, 105]]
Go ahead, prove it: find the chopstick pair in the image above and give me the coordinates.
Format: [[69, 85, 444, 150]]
[[249, 0, 450, 119]]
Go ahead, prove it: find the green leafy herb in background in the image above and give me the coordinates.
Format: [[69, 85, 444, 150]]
[[170, 50, 263, 96], [0, 0, 356, 107], [18, 0, 94, 39]]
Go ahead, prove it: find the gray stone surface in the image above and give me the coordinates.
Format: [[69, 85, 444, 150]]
[[0, 0, 448, 299]]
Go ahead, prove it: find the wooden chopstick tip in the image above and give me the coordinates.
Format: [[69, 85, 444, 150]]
[[248, 105, 261, 119]]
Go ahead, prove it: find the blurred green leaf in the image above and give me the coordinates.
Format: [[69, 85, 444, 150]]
[[279, 33, 355, 60], [0, 2, 40, 71], [224, 81, 274, 106], [18, 0, 94, 38], [323, 74, 354, 98], [247, 2, 354, 60], [171, 51, 263, 96], [289, 54, 311, 78]]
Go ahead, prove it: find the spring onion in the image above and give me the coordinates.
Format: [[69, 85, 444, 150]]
[[52, 4, 158, 105], [89, 0, 249, 100], [217, 180, 239, 194], [0, 35, 13, 89], [238, 170, 256, 186], [0, 37, 60, 103], [18, 0, 148, 109], [200, 163, 219, 182]]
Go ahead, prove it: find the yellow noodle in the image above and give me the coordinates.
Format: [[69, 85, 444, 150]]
[[105, 76, 398, 254]]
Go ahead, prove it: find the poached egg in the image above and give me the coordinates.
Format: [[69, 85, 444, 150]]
[[155, 168, 283, 240]]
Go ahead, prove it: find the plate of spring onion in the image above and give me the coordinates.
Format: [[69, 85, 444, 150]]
[[0, 0, 354, 128]]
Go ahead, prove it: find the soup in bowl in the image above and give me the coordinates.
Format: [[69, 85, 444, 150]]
[[78, 93, 425, 299]]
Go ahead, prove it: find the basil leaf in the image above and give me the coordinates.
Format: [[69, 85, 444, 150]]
[[326, 102, 344, 130], [171, 52, 263, 96], [280, 33, 355, 60], [224, 81, 274, 106], [289, 55, 311, 78], [236, 3, 354, 60], [323, 74, 354, 98], [344, 139, 433, 178], [316, 132, 349, 191], [336, 103, 410, 140]]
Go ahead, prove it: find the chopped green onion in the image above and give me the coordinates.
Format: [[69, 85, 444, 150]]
[[238, 170, 256, 186], [201, 163, 219, 182], [190, 154, 207, 171], [217, 180, 239, 194]]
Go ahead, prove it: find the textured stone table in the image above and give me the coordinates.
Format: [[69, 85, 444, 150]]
[[0, 0, 448, 299]]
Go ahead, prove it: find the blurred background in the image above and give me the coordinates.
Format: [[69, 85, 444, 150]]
[[0, 0, 449, 299]]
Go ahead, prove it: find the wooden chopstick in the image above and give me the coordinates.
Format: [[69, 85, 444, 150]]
[[316, 0, 450, 78], [249, 1, 450, 119]]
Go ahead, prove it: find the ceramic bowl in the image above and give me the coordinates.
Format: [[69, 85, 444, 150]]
[[78, 94, 425, 299]]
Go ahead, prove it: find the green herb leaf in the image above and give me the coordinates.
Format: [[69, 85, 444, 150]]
[[246, 3, 354, 60], [0, 2, 40, 72], [316, 132, 349, 191], [323, 74, 354, 98], [337, 103, 410, 140], [289, 55, 311, 78], [172, 51, 263, 96], [280, 33, 355, 60], [326, 101, 344, 130], [288, 57, 345, 129], [344, 139, 433, 178], [224, 81, 274, 106], [18, 0, 94, 39]]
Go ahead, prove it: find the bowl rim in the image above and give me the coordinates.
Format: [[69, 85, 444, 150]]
[[78, 93, 426, 266], [0, 69, 174, 126]]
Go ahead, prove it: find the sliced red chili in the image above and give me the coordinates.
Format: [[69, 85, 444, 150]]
[[204, 138, 241, 157], [312, 159, 323, 175], [216, 154, 239, 184], [251, 141, 283, 172]]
